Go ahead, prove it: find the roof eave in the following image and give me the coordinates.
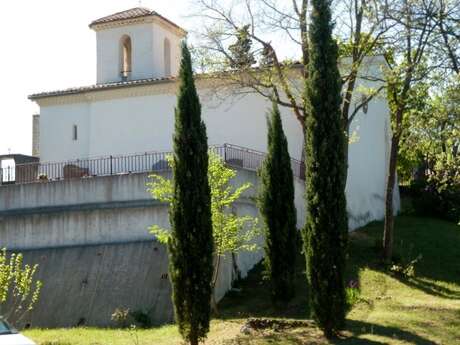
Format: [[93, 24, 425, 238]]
[[89, 14, 187, 36], [28, 77, 177, 101]]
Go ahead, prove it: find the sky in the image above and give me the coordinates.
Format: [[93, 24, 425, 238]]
[[0, 0, 189, 155]]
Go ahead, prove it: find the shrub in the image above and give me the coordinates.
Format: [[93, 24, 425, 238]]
[[111, 308, 130, 328], [410, 153, 460, 223], [389, 240, 422, 278], [0, 249, 42, 324], [411, 180, 460, 223], [129, 310, 152, 328], [345, 287, 360, 311]]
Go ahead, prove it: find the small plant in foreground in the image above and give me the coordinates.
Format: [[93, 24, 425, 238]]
[[390, 254, 422, 278], [389, 240, 423, 278], [111, 308, 130, 328], [0, 249, 42, 325]]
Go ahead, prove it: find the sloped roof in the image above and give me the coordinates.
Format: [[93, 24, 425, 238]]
[[28, 76, 177, 100], [89, 7, 186, 33]]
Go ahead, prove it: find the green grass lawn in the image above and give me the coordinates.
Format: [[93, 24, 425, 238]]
[[25, 216, 460, 344]]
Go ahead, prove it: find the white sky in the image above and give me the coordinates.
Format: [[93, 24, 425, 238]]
[[0, 0, 189, 155]]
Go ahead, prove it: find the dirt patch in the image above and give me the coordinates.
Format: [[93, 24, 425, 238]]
[[240, 318, 316, 333]]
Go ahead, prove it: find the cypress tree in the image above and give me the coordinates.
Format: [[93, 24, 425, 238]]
[[303, 0, 348, 337], [169, 42, 213, 345], [259, 102, 297, 303]]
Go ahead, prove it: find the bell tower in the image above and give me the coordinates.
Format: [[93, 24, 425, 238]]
[[89, 8, 187, 84]]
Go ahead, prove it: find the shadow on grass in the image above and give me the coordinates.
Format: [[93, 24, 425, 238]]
[[218, 216, 458, 344], [347, 216, 460, 298], [393, 275, 460, 300], [217, 259, 311, 321], [219, 319, 438, 345], [337, 319, 439, 345]]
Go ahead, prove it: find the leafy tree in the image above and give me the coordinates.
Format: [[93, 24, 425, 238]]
[[192, 0, 389, 145], [258, 102, 297, 303], [0, 249, 42, 324], [166, 41, 213, 345], [380, 0, 438, 260], [399, 77, 460, 222], [399, 77, 459, 180], [303, 0, 348, 338], [148, 152, 260, 315]]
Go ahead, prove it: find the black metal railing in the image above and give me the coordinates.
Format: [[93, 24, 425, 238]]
[[0, 144, 304, 186]]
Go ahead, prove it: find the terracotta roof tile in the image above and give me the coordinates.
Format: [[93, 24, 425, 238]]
[[28, 76, 177, 100], [89, 7, 186, 33]]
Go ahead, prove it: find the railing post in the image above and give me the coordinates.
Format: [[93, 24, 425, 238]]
[[110, 155, 113, 175]]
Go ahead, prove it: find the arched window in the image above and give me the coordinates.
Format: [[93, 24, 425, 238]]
[[164, 38, 171, 76], [120, 35, 132, 80]]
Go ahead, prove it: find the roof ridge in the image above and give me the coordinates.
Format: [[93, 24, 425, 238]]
[[89, 7, 185, 33], [90, 7, 154, 27]]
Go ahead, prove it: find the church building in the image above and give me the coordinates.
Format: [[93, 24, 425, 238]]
[[0, 8, 399, 327]]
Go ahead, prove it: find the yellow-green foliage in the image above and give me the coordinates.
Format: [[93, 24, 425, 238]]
[[147, 152, 260, 256], [0, 248, 42, 322]]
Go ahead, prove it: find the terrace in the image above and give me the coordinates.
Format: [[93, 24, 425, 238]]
[[0, 144, 304, 186]]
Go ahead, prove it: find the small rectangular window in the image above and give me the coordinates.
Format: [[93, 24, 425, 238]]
[[73, 125, 78, 141]]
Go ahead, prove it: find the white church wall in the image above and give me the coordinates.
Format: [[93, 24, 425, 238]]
[[96, 23, 155, 83], [346, 94, 390, 228], [342, 61, 400, 228], [152, 23, 181, 77], [95, 22, 182, 84], [76, 89, 303, 160], [88, 94, 176, 157], [39, 102, 91, 162], [201, 90, 305, 160]]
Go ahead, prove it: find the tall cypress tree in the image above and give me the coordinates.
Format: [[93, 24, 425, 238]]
[[169, 42, 213, 345], [303, 0, 348, 337], [259, 102, 297, 303]]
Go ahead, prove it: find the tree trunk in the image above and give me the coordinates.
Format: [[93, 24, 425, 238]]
[[210, 292, 219, 316], [383, 126, 401, 262], [210, 254, 222, 316]]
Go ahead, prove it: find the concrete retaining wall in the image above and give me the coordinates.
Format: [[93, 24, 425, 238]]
[[0, 170, 276, 327], [0, 170, 306, 251], [15, 240, 173, 327]]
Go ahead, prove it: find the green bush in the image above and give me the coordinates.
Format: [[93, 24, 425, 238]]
[[111, 308, 152, 329], [409, 153, 460, 223], [345, 280, 360, 312], [129, 310, 152, 328], [410, 180, 460, 223]]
